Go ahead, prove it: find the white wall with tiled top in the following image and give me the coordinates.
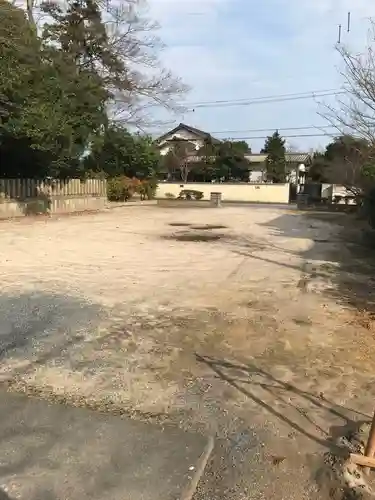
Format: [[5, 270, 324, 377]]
[[156, 182, 290, 204]]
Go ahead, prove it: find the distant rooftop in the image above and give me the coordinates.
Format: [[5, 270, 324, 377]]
[[155, 124, 312, 163], [246, 153, 312, 164], [155, 123, 221, 145]]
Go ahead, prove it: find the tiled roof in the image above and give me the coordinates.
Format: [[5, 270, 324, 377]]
[[245, 153, 312, 164], [155, 123, 221, 144]]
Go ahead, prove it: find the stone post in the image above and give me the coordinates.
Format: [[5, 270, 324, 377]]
[[210, 192, 222, 207]]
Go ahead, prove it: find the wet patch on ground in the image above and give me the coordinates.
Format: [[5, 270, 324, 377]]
[[168, 223, 192, 227], [190, 224, 228, 230], [162, 232, 224, 242]]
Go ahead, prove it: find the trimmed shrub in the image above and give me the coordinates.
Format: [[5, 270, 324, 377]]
[[107, 177, 158, 202], [107, 177, 134, 201], [138, 179, 157, 200], [177, 189, 204, 200], [333, 195, 343, 204], [165, 192, 176, 199]]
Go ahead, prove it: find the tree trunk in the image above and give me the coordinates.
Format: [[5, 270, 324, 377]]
[[26, 0, 36, 30], [180, 161, 189, 183]]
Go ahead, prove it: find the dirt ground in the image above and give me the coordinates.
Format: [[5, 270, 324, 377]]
[[1, 205, 375, 499]]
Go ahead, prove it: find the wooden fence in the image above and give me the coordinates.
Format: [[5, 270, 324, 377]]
[[0, 178, 107, 199], [0, 178, 108, 218]]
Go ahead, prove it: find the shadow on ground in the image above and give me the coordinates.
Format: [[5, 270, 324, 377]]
[[0, 490, 14, 500], [196, 355, 368, 453], [231, 210, 375, 314], [0, 291, 108, 381]]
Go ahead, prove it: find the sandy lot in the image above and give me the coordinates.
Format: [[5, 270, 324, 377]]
[[1, 205, 375, 498]]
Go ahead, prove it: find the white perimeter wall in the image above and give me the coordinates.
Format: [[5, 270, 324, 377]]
[[156, 183, 290, 204], [322, 184, 356, 204]]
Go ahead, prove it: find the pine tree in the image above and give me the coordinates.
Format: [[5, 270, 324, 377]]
[[261, 131, 286, 183], [42, 0, 121, 71]]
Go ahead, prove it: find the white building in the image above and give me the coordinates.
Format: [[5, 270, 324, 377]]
[[155, 123, 312, 182]]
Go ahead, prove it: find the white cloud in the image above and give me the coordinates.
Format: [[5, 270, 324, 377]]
[[146, 0, 375, 151]]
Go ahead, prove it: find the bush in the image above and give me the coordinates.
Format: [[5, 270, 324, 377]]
[[107, 177, 134, 201], [177, 189, 204, 200], [24, 198, 50, 215], [107, 177, 157, 202], [344, 195, 356, 205], [165, 192, 176, 199], [138, 179, 157, 200], [333, 195, 343, 204]]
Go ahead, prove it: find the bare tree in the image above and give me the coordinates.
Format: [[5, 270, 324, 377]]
[[324, 33, 375, 143], [22, 0, 188, 129], [26, 0, 36, 28], [101, 0, 188, 128], [328, 151, 372, 196], [163, 139, 194, 183], [321, 24, 375, 194]]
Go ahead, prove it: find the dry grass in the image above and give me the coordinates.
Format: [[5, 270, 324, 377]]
[[0, 205, 374, 452]]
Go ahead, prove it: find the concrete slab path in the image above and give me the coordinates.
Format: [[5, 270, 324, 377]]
[[0, 391, 213, 500]]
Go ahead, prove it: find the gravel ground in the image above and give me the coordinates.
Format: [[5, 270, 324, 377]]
[[0, 206, 374, 499]]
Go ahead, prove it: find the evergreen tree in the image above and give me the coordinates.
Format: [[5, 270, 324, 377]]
[[84, 126, 160, 179], [0, 0, 186, 178], [214, 141, 250, 181], [0, 0, 108, 177], [261, 131, 286, 183], [41, 0, 122, 74]]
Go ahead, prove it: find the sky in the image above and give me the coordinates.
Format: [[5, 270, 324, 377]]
[[146, 0, 374, 152]]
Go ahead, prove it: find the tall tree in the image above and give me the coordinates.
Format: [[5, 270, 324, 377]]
[[324, 23, 375, 144], [26, 0, 36, 30], [41, 0, 123, 75], [214, 141, 250, 181], [230, 140, 250, 155], [102, 1, 188, 128], [261, 131, 286, 183], [0, 0, 108, 177], [161, 139, 195, 182], [41, 0, 187, 129], [192, 136, 218, 181], [307, 152, 330, 183], [321, 20, 375, 197], [85, 126, 160, 179], [322, 135, 371, 194]]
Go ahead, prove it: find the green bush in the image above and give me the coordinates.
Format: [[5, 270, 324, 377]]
[[107, 177, 157, 201], [139, 179, 157, 200], [23, 191, 51, 215], [177, 189, 204, 200], [107, 178, 133, 202], [165, 192, 175, 199]]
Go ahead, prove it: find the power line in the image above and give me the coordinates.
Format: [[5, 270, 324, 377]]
[[222, 133, 334, 140], [184, 88, 342, 106], [181, 88, 345, 108], [210, 125, 335, 135], [188, 91, 346, 109]]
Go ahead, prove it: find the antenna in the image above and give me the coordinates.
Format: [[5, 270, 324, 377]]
[[337, 24, 342, 43], [347, 12, 351, 32]]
